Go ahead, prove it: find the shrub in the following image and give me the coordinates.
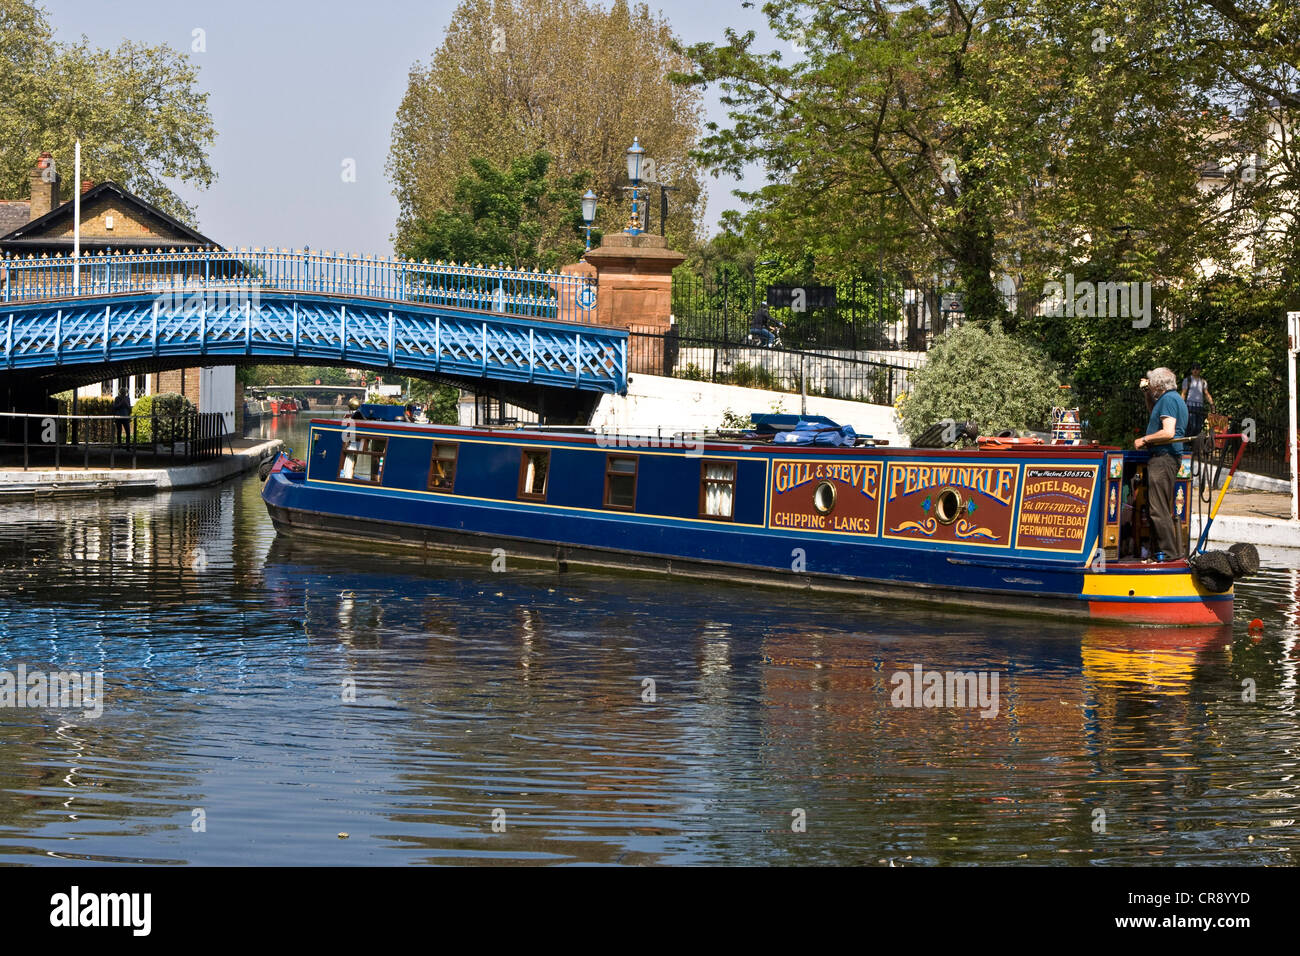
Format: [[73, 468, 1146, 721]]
[[726, 361, 777, 390], [868, 366, 893, 406], [677, 363, 708, 382], [897, 322, 1064, 442], [719, 408, 751, 430], [133, 393, 195, 444], [56, 396, 115, 442]]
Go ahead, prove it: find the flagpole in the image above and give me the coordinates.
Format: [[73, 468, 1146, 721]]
[[73, 140, 81, 294]]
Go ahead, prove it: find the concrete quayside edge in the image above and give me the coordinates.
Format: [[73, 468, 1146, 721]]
[[0, 439, 283, 499]]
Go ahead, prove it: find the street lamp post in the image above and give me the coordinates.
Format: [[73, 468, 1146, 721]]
[[581, 189, 597, 251], [625, 138, 645, 235]]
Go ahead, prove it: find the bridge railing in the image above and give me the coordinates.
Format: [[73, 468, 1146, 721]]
[[0, 409, 230, 472], [0, 248, 599, 324]]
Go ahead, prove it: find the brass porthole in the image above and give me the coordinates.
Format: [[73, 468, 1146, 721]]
[[813, 480, 837, 515], [935, 487, 963, 525]]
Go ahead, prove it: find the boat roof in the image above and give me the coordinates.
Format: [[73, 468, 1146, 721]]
[[310, 417, 1121, 457]]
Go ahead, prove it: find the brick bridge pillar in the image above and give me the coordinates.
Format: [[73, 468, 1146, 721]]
[[562, 233, 685, 375]]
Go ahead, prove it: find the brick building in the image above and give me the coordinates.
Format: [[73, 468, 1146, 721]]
[[0, 153, 238, 426]]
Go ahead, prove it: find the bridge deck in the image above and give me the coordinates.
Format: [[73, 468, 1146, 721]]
[[0, 250, 626, 393]]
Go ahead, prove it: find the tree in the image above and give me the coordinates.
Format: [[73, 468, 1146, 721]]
[[407, 379, 461, 424], [1185, 1, 1300, 110], [238, 365, 354, 388], [1047, 277, 1290, 445], [0, 0, 215, 223], [677, 1, 1239, 325], [403, 150, 593, 270], [897, 323, 1064, 440], [389, 0, 705, 259]]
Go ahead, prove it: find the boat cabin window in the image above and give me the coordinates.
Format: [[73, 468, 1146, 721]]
[[428, 442, 458, 491], [518, 449, 550, 499], [339, 435, 387, 485], [604, 455, 638, 510], [700, 460, 737, 519]]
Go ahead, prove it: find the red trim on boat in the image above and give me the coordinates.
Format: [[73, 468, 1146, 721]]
[[1088, 598, 1233, 626]]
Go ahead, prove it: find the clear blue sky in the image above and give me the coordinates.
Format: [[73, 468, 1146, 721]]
[[42, 0, 776, 256]]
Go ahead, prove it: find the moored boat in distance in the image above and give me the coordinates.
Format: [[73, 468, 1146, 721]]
[[260, 414, 1256, 626]]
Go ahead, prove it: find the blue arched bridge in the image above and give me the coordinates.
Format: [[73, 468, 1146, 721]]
[[0, 249, 624, 399]]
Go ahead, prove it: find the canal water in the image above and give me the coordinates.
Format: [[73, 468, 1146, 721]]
[[1, 414, 1298, 866]]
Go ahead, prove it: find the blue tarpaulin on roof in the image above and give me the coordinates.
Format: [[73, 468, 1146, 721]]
[[748, 413, 841, 434], [771, 422, 859, 446], [357, 404, 407, 421]]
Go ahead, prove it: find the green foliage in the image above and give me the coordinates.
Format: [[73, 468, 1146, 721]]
[[676, 0, 1268, 323], [677, 362, 708, 381], [425, 385, 460, 425], [405, 378, 461, 425], [238, 365, 354, 388], [401, 151, 591, 271], [133, 392, 194, 443], [721, 361, 776, 390], [390, 0, 705, 255], [55, 395, 112, 415], [0, 0, 215, 222], [1012, 275, 1291, 445], [868, 367, 892, 406], [719, 408, 751, 430], [898, 323, 1063, 440], [55, 395, 113, 441]]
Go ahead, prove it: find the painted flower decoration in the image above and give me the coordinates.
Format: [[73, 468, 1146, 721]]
[[966, 498, 977, 514], [921, 495, 932, 512]]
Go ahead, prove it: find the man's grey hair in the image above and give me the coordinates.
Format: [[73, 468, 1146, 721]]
[[1146, 367, 1177, 396]]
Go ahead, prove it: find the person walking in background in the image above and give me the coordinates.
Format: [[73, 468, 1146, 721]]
[[1181, 362, 1214, 436], [1135, 367, 1189, 561], [111, 388, 131, 444]]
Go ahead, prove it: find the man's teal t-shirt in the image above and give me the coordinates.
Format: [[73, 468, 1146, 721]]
[[1146, 390, 1188, 458]]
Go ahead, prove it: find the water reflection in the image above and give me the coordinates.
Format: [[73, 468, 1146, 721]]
[[0, 415, 1296, 865]]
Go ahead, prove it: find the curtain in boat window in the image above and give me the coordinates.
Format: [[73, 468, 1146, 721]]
[[703, 462, 735, 517]]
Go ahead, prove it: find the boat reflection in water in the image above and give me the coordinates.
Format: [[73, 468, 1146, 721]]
[[262, 534, 1290, 864]]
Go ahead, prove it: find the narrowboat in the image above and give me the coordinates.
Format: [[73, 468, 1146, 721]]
[[260, 415, 1257, 626]]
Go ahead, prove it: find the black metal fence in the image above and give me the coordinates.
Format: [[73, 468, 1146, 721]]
[[0, 410, 232, 471], [1112, 397, 1292, 480], [630, 330, 921, 407], [671, 270, 959, 351], [1191, 403, 1293, 481]]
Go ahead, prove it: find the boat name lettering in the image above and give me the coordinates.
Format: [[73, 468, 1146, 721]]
[[887, 464, 1017, 505], [773, 461, 879, 496]]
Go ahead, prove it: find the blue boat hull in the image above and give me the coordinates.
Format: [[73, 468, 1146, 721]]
[[259, 420, 1234, 626]]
